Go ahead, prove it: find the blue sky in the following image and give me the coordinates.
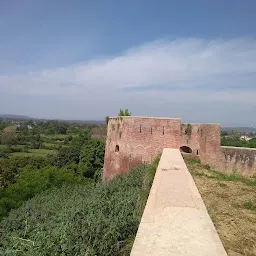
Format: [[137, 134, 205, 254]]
[[0, 0, 256, 126]]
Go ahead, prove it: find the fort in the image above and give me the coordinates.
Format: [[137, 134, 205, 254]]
[[103, 116, 256, 255], [103, 116, 256, 181]]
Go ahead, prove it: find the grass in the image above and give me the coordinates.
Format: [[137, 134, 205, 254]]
[[0, 145, 26, 151], [13, 145, 26, 149], [43, 142, 58, 147], [186, 158, 256, 256], [10, 149, 56, 157], [42, 134, 69, 140], [30, 149, 55, 154], [9, 152, 32, 157], [244, 200, 256, 211], [0, 145, 8, 150]]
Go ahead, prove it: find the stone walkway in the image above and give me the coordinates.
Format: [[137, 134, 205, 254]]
[[130, 148, 227, 256]]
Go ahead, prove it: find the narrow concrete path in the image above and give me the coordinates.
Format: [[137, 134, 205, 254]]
[[130, 148, 227, 256]]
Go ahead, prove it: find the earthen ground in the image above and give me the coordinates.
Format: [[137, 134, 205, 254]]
[[186, 159, 256, 256]]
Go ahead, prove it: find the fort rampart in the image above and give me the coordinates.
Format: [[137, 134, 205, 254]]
[[103, 116, 256, 180]]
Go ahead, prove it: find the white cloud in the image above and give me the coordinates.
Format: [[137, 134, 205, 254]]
[[0, 38, 256, 125]]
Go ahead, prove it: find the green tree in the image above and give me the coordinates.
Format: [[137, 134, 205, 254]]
[[0, 120, 11, 131], [0, 126, 17, 148], [53, 147, 81, 168], [0, 156, 52, 189], [31, 134, 43, 149], [72, 130, 91, 147], [118, 109, 131, 116], [79, 139, 105, 179], [229, 129, 241, 140], [56, 123, 68, 134]]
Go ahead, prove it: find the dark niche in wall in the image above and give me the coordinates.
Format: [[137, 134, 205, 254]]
[[115, 145, 120, 153], [180, 146, 192, 154]]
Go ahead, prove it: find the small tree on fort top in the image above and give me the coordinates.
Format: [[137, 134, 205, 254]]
[[118, 109, 131, 116], [105, 109, 131, 126]]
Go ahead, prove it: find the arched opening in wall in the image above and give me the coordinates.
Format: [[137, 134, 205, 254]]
[[115, 145, 120, 153], [196, 149, 199, 155], [180, 146, 192, 154]]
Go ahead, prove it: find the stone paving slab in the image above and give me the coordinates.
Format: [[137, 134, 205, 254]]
[[130, 148, 227, 256]]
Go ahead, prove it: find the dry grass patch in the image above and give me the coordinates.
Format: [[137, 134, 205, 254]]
[[185, 158, 256, 256]]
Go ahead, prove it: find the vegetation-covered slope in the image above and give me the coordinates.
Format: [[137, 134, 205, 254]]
[[0, 158, 159, 256], [0, 120, 106, 220]]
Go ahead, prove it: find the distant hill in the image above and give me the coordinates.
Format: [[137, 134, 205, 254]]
[[62, 119, 105, 124], [0, 114, 105, 124], [2, 114, 253, 129], [222, 127, 256, 133], [0, 114, 36, 120]]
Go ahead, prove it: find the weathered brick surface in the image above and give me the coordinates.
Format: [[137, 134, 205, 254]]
[[198, 124, 221, 167], [103, 116, 256, 180], [103, 117, 181, 181], [180, 124, 201, 157], [218, 146, 256, 176]]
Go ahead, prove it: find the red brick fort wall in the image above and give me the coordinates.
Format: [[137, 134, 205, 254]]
[[103, 116, 181, 181], [103, 116, 256, 180]]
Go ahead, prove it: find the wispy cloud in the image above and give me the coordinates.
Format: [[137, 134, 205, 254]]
[[1, 38, 256, 125]]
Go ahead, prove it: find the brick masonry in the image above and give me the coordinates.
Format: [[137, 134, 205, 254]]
[[218, 146, 256, 176], [103, 116, 256, 180]]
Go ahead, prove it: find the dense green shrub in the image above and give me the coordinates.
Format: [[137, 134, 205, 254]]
[[0, 158, 160, 256], [0, 151, 7, 158], [0, 166, 88, 220], [53, 146, 81, 168], [0, 147, 12, 154], [79, 139, 105, 178], [71, 130, 91, 147], [0, 156, 53, 188]]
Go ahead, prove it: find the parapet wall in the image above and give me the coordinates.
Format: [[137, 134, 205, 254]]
[[130, 148, 227, 256], [218, 146, 256, 176]]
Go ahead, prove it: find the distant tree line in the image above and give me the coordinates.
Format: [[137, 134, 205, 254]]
[[221, 130, 256, 148]]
